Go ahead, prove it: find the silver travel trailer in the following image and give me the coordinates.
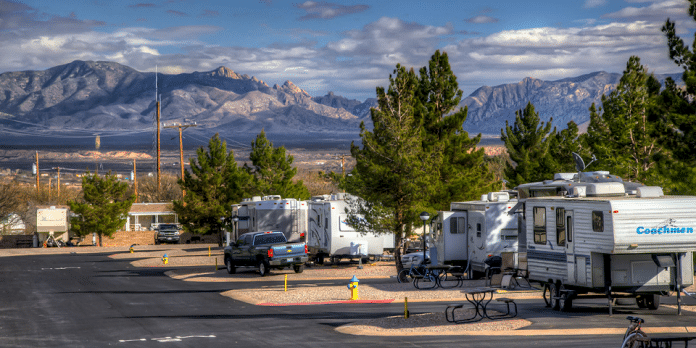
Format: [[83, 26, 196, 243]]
[[432, 191, 520, 275], [517, 173, 695, 313], [307, 193, 394, 264], [234, 196, 308, 243]]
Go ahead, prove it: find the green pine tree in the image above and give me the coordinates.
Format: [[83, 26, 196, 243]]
[[417, 50, 497, 209], [68, 172, 135, 246], [346, 64, 431, 271], [585, 56, 663, 183], [660, 3, 696, 193], [500, 102, 554, 187], [547, 121, 591, 173], [244, 130, 310, 200], [173, 134, 251, 245]]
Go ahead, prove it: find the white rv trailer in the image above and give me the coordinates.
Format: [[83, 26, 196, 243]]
[[432, 191, 519, 275], [521, 181, 695, 313], [307, 193, 394, 264], [234, 196, 307, 243]]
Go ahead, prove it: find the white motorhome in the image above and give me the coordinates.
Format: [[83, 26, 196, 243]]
[[234, 196, 307, 243], [307, 193, 394, 264], [432, 191, 519, 275], [518, 175, 695, 313]]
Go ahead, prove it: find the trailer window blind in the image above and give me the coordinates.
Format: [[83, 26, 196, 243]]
[[556, 208, 565, 246], [592, 211, 604, 232], [533, 207, 546, 244]]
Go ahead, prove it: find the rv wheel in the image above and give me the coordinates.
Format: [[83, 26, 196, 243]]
[[636, 296, 647, 308], [559, 286, 573, 312], [317, 254, 325, 265], [645, 294, 660, 310], [548, 283, 560, 311]]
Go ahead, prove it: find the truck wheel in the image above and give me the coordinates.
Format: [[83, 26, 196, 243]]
[[645, 294, 660, 310], [258, 260, 270, 277], [225, 257, 236, 274], [294, 264, 304, 273]]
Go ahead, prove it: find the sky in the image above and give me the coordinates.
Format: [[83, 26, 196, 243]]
[[1, 0, 695, 101]]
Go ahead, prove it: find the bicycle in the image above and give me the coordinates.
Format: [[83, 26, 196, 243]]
[[621, 316, 648, 348], [397, 262, 427, 283]]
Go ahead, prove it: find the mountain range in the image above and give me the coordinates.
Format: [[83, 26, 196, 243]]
[[0, 60, 683, 145]]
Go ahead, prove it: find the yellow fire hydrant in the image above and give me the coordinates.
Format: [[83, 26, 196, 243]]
[[129, 244, 135, 253], [347, 275, 359, 300], [162, 254, 168, 265]]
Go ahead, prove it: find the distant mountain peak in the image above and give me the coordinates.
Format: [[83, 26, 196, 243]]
[[210, 66, 241, 79], [273, 80, 310, 96]]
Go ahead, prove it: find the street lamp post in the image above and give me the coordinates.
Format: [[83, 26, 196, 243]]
[[419, 212, 430, 264], [232, 215, 239, 243]]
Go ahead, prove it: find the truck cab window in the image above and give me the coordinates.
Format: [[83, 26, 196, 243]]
[[533, 207, 547, 245]]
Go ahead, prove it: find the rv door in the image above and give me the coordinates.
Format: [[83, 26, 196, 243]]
[[564, 210, 586, 285], [442, 212, 468, 262]]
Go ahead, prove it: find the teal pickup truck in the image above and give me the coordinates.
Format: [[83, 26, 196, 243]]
[[223, 231, 308, 276]]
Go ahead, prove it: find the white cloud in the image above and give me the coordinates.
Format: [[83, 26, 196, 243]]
[[583, 0, 607, 8], [466, 15, 499, 24]]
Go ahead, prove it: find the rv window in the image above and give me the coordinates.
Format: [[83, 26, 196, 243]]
[[567, 216, 573, 242], [458, 218, 466, 234], [449, 217, 465, 234], [592, 211, 604, 232], [476, 223, 482, 237], [556, 208, 565, 246], [533, 207, 547, 245]]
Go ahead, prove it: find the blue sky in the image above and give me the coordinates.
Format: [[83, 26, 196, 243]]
[[1, 0, 694, 100]]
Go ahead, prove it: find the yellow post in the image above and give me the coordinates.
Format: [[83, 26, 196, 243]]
[[284, 274, 288, 292], [215, 258, 218, 271], [208, 246, 211, 257], [404, 297, 409, 318]]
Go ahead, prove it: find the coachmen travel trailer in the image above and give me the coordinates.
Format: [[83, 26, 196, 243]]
[[514, 154, 695, 314], [307, 193, 394, 264], [233, 196, 308, 243], [431, 191, 520, 277]]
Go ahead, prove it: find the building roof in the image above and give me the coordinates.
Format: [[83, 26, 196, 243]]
[[129, 203, 174, 214]]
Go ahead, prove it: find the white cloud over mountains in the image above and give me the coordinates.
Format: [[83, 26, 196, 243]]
[[0, 0, 693, 100]]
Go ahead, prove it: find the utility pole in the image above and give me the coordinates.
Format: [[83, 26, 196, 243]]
[[48, 178, 52, 201], [53, 167, 60, 197], [35, 151, 39, 195], [164, 122, 197, 199], [156, 98, 161, 193], [133, 159, 138, 203]]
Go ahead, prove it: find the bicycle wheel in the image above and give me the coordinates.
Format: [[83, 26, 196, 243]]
[[397, 268, 411, 283], [621, 331, 647, 348]]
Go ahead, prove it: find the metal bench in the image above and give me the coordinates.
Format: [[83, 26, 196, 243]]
[[487, 298, 517, 319]]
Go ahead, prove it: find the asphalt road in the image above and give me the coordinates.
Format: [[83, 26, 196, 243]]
[[1, 250, 694, 348]]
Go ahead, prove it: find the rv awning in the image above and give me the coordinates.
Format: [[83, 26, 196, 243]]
[[507, 201, 524, 216]]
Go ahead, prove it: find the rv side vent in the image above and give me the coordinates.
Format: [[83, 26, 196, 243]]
[[554, 173, 576, 181], [572, 186, 586, 197], [251, 196, 262, 201], [586, 182, 625, 196], [488, 192, 510, 202], [636, 186, 664, 198]]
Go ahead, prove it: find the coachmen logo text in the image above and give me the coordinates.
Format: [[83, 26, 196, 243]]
[[636, 227, 694, 235]]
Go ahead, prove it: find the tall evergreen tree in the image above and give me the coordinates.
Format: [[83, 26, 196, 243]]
[[244, 130, 310, 200], [547, 121, 590, 173], [585, 56, 663, 183], [661, 2, 696, 193], [500, 102, 554, 186], [68, 172, 135, 246], [417, 50, 496, 209], [173, 134, 251, 245], [346, 64, 431, 271]]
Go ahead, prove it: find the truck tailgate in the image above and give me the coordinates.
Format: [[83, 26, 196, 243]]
[[272, 243, 305, 257]]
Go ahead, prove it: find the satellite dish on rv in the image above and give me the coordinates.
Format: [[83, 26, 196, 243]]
[[572, 152, 585, 172]]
